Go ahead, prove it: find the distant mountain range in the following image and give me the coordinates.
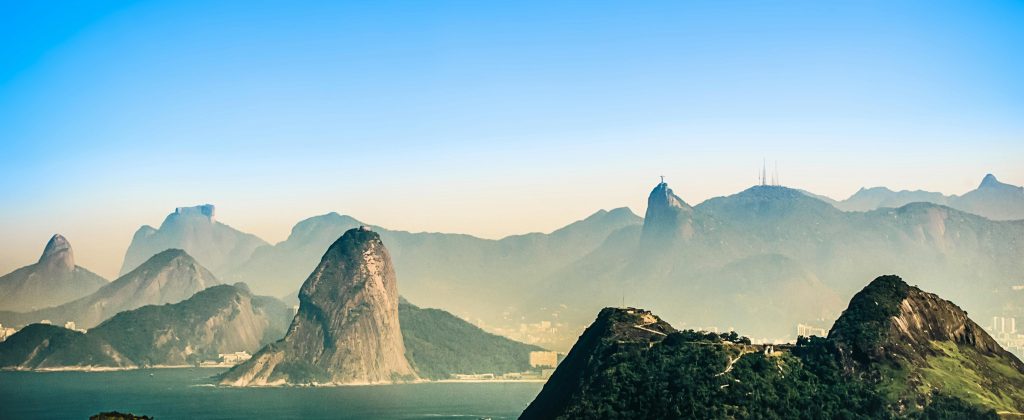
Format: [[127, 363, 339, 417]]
[[819, 173, 1024, 220], [2, 234, 544, 379], [525, 180, 1024, 348], [521, 276, 1024, 418], [0, 235, 107, 312], [0, 249, 220, 329], [101, 174, 1023, 351]]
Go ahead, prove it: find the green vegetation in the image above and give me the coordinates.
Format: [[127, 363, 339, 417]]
[[398, 301, 542, 380], [523, 276, 1024, 419], [918, 392, 998, 419], [88, 284, 290, 366], [544, 330, 886, 419], [0, 324, 126, 369], [828, 274, 910, 363]]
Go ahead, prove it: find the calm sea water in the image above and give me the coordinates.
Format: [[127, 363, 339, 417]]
[[0, 368, 543, 419]]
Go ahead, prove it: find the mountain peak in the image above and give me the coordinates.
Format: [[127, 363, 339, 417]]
[[641, 182, 694, 244], [829, 275, 1022, 370], [220, 227, 417, 385], [647, 182, 690, 210], [979, 173, 1001, 189], [172, 204, 215, 221], [38, 234, 74, 272]]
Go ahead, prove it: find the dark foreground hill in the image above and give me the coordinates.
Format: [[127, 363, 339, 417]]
[[521, 275, 1024, 419]]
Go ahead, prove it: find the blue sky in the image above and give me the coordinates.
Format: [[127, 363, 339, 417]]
[[1, 0, 1022, 277]]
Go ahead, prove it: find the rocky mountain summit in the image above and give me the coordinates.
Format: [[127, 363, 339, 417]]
[[521, 275, 1024, 419], [640, 181, 694, 246], [220, 228, 418, 385], [0, 235, 108, 312], [120, 205, 268, 277]]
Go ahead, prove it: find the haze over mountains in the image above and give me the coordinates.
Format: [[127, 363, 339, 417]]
[[119, 205, 267, 277], [0, 235, 543, 378], [0, 235, 107, 311], [823, 173, 1024, 220], [102, 173, 1024, 350], [0, 283, 290, 369], [0, 249, 220, 329]]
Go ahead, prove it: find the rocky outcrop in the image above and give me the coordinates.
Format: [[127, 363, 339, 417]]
[[829, 275, 1023, 370], [521, 307, 675, 419], [0, 235, 108, 312], [119, 204, 268, 277], [640, 181, 694, 246], [0, 249, 220, 329], [521, 276, 1024, 419], [220, 228, 417, 386]]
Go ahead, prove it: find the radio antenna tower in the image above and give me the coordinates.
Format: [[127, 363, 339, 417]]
[[760, 159, 768, 186]]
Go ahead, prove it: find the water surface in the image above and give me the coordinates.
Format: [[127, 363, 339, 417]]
[[0, 368, 543, 419]]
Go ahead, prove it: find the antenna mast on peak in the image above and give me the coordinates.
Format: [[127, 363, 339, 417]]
[[772, 160, 779, 186], [760, 159, 767, 186]]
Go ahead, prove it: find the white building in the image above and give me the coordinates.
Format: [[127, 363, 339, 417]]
[[0, 323, 16, 342], [219, 351, 252, 364], [64, 321, 87, 333], [529, 351, 559, 368], [796, 323, 828, 338]]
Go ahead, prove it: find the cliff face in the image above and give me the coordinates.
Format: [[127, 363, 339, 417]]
[[0, 235, 108, 312], [829, 275, 1022, 368], [640, 182, 694, 246], [220, 228, 417, 385], [827, 276, 1024, 412]]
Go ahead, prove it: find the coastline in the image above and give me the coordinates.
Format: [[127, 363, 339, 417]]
[[0, 367, 549, 386], [2, 365, 222, 372]]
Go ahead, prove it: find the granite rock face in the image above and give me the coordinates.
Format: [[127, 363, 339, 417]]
[[220, 228, 418, 385], [829, 275, 1023, 370], [0, 235, 107, 312]]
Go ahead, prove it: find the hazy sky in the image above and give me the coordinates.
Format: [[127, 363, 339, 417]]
[[1, 1, 1022, 279]]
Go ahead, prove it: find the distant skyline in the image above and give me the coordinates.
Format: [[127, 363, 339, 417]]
[[2, 1, 1022, 278]]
